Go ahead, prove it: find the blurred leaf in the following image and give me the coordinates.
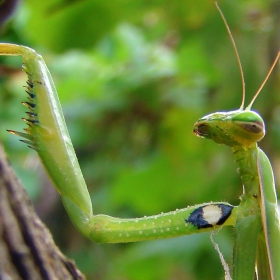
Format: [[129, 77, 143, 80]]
[[23, 0, 121, 52]]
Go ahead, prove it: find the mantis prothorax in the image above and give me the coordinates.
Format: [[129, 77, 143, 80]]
[[1, 4, 280, 279]]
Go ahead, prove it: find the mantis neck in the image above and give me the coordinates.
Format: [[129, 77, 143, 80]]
[[231, 144, 262, 279], [231, 144, 260, 198]]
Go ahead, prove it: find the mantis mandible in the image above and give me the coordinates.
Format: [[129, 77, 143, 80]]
[[1, 4, 280, 279]]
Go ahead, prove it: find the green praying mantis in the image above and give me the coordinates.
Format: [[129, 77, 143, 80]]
[[1, 4, 280, 279]]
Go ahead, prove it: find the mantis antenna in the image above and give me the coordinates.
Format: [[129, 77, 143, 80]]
[[215, 2, 246, 110], [216, 2, 280, 111], [246, 51, 280, 110]]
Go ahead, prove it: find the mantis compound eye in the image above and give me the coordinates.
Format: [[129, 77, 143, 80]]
[[238, 123, 263, 134], [231, 111, 265, 142]]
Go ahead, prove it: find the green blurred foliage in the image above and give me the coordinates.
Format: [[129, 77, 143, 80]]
[[0, 0, 279, 279]]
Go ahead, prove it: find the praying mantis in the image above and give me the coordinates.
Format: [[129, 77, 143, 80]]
[[1, 3, 280, 279]]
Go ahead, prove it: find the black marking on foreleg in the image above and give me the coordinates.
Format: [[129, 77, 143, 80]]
[[216, 204, 233, 225], [185, 204, 233, 229]]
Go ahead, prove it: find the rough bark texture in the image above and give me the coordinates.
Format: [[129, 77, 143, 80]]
[[0, 142, 84, 280]]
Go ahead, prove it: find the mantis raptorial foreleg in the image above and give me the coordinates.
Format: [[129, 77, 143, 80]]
[[1, 4, 280, 279], [0, 44, 236, 243]]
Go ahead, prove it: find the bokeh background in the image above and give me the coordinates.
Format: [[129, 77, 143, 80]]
[[0, 0, 279, 279]]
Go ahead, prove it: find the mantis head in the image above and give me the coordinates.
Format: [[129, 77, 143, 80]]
[[193, 3, 279, 148], [193, 110, 265, 147], [193, 47, 279, 147]]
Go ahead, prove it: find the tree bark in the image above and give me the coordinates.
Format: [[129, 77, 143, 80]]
[[0, 142, 84, 280]]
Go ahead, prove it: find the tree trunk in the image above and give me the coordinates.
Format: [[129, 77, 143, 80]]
[[0, 142, 84, 280]]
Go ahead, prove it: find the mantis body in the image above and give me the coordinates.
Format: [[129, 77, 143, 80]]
[[1, 5, 280, 279]]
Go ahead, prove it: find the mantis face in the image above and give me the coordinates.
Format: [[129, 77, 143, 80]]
[[193, 110, 265, 147]]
